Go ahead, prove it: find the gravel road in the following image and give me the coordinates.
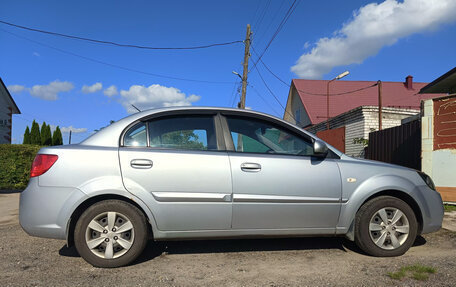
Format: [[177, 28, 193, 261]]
[[1, 192, 456, 286]]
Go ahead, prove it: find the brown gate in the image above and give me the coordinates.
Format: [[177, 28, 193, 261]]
[[365, 120, 421, 169], [316, 127, 345, 153]]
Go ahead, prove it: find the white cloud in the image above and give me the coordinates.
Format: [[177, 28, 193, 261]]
[[119, 84, 201, 113], [82, 82, 103, 94], [7, 85, 26, 93], [103, 85, 118, 97], [29, 80, 74, 100], [291, 0, 456, 79], [60, 126, 87, 133], [33, 52, 40, 57]]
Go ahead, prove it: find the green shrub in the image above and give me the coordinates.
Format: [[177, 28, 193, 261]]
[[0, 144, 42, 190]]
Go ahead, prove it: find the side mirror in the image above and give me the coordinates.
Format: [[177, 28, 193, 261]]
[[313, 140, 328, 157]]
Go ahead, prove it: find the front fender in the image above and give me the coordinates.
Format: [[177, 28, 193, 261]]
[[336, 174, 421, 238]]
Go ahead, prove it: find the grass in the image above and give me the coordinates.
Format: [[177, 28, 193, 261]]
[[444, 204, 456, 212], [387, 264, 436, 281]]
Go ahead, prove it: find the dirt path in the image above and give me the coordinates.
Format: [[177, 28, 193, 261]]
[[1, 192, 455, 286]]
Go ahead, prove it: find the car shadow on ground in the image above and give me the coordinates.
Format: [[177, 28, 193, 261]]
[[58, 235, 427, 266]]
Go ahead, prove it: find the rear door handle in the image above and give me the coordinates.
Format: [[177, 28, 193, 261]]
[[130, 159, 153, 169], [240, 162, 261, 172]]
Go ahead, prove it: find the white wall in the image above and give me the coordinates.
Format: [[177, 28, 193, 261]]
[[422, 98, 456, 191]]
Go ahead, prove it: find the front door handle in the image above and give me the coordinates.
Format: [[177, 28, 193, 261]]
[[240, 162, 261, 172], [130, 159, 153, 169]]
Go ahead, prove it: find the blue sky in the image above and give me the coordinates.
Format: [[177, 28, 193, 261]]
[[1, 0, 456, 144]]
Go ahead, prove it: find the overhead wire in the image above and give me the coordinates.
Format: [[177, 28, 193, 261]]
[[251, 46, 379, 96], [253, 62, 301, 124], [252, 0, 272, 37], [0, 28, 235, 84], [248, 84, 282, 117], [253, 0, 287, 48], [0, 19, 243, 50], [250, 0, 299, 73]]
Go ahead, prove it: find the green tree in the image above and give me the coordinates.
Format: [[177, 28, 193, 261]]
[[40, 122, 52, 145], [157, 130, 205, 150], [30, 120, 41, 145], [52, 126, 63, 145], [43, 124, 52, 145], [23, 126, 31, 144]]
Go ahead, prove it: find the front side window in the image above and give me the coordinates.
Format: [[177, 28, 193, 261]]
[[124, 123, 147, 147], [148, 116, 217, 151], [226, 116, 314, 156]]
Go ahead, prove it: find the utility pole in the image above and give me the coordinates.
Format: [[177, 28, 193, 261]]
[[377, 80, 382, 130], [238, 24, 251, 109]]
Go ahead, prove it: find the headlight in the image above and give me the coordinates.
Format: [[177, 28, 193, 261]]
[[417, 171, 436, 191]]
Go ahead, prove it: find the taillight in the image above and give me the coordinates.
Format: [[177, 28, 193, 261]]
[[30, 154, 59, 177]]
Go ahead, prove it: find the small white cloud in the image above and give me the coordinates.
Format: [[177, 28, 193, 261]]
[[119, 84, 201, 114], [33, 52, 40, 57], [60, 126, 87, 133], [291, 0, 456, 79], [7, 85, 26, 93], [82, 82, 103, 94], [29, 80, 74, 100], [103, 85, 118, 97]]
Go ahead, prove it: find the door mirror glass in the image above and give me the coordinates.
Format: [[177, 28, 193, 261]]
[[313, 140, 328, 157]]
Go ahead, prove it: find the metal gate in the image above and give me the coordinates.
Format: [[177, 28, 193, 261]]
[[365, 120, 421, 170]]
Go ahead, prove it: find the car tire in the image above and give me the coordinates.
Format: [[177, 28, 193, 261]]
[[355, 195, 417, 257], [74, 200, 148, 268]]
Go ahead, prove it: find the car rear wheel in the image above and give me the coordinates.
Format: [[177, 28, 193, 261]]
[[74, 200, 148, 267], [355, 195, 417, 257]]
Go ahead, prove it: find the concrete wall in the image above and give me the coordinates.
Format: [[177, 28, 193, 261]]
[[422, 96, 456, 202]]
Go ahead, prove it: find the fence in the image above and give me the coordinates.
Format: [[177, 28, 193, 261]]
[[365, 120, 421, 170]]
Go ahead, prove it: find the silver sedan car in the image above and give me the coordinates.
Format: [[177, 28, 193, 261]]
[[20, 107, 443, 267]]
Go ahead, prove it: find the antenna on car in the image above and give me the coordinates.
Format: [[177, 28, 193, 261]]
[[131, 104, 141, 112]]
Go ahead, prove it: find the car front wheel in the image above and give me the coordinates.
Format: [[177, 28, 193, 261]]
[[355, 195, 418, 257], [74, 200, 148, 267]]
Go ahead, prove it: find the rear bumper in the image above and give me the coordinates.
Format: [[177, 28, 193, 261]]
[[19, 178, 88, 240]]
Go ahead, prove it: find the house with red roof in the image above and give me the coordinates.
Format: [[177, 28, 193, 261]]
[[0, 77, 21, 144], [283, 76, 446, 157]]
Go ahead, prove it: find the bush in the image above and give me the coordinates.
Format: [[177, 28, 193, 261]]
[[0, 144, 42, 190]]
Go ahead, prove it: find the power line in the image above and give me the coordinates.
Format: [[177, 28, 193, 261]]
[[249, 84, 282, 117], [0, 19, 243, 50], [250, 0, 299, 73], [252, 0, 271, 36], [253, 64, 301, 124], [253, 0, 287, 48], [251, 47, 379, 96], [1, 28, 234, 84]]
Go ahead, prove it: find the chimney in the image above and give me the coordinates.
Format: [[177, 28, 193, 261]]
[[405, 75, 413, 90]]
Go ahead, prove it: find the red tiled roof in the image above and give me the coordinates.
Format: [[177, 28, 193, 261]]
[[292, 78, 446, 125]]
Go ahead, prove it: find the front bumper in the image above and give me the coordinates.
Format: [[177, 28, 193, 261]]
[[19, 178, 88, 240], [416, 185, 444, 234]]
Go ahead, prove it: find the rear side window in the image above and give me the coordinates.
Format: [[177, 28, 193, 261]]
[[148, 116, 217, 151], [124, 123, 147, 147]]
